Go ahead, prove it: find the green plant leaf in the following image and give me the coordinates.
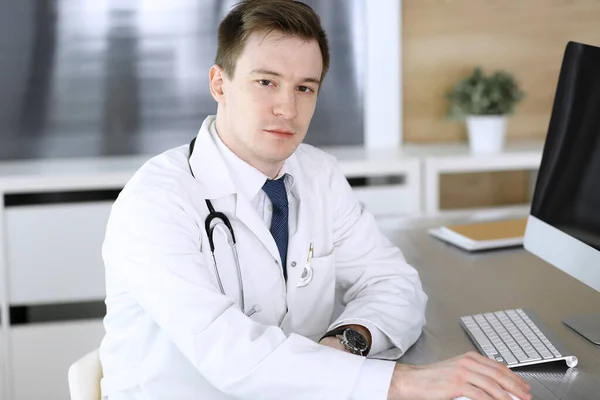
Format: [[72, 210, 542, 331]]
[[445, 67, 525, 120]]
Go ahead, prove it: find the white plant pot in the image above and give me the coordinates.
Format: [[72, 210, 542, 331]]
[[466, 115, 507, 154]]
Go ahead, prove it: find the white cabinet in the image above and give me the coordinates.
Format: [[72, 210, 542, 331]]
[[0, 329, 6, 400], [5, 202, 112, 305], [403, 140, 543, 215], [354, 185, 416, 216], [11, 320, 105, 400], [327, 146, 422, 217]]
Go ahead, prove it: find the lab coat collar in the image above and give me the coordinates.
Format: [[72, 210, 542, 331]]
[[188, 116, 236, 199], [190, 115, 297, 201], [189, 117, 279, 262], [189, 115, 307, 268], [207, 117, 296, 202]]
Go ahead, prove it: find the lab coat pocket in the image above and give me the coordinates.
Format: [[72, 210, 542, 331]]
[[291, 251, 336, 340]]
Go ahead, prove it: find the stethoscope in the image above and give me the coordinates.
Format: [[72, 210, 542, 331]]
[[188, 137, 313, 317]]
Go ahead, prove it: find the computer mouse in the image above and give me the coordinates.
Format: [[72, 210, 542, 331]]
[[454, 392, 521, 400]]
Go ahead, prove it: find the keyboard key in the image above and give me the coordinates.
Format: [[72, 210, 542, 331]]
[[504, 355, 518, 365], [497, 348, 518, 364], [551, 349, 562, 357], [485, 349, 499, 358], [514, 352, 529, 363], [470, 328, 493, 348], [540, 351, 554, 359], [526, 355, 542, 362], [531, 341, 549, 353]]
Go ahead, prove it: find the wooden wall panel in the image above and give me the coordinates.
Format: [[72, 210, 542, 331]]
[[403, 0, 600, 143], [403, 1, 600, 209]]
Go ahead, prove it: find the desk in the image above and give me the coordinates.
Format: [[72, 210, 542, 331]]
[[383, 220, 600, 400]]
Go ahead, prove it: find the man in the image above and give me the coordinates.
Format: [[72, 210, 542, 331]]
[[99, 1, 531, 399]]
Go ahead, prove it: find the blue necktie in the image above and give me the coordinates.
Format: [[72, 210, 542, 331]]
[[262, 178, 289, 280]]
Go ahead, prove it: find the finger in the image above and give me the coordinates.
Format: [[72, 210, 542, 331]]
[[493, 363, 530, 395], [466, 372, 517, 400], [466, 352, 530, 389], [461, 383, 494, 400], [462, 357, 530, 400]]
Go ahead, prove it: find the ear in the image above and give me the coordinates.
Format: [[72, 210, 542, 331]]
[[209, 64, 226, 103]]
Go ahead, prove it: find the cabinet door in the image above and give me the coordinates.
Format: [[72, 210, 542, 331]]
[[11, 320, 105, 400], [0, 326, 7, 400], [353, 184, 417, 216], [5, 202, 113, 305]]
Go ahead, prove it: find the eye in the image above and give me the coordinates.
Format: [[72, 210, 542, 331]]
[[258, 79, 273, 86], [298, 85, 315, 93]]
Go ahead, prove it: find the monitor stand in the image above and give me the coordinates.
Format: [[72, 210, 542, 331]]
[[562, 314, 600, 345]]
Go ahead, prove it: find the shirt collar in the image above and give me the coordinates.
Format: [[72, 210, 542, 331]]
[[208, 119, 295, 201]]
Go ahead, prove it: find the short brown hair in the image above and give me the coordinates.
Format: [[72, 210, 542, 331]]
[[215, 0, 330, 80]]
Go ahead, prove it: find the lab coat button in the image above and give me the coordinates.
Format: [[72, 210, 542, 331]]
[[291, 261, 297, 267]]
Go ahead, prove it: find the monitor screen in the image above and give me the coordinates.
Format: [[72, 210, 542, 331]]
[[525, 41, 600, 345], [530, 41, 600, 252]]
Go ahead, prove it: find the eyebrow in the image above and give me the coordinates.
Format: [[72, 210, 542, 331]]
[[250, 68, 321, 85]]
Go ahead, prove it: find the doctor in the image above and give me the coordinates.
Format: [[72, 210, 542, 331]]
[[99, 1, 531, 399]]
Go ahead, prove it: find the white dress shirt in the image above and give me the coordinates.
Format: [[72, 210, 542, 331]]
[[209, 121, 396, 399]]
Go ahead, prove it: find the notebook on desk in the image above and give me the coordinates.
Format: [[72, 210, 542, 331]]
[[428, 218, 528, 251]]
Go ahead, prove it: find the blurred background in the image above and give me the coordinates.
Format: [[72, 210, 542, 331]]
[[0, 0, 365, 160]]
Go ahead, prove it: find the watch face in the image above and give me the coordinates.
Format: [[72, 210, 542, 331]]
[[344, 329, 368, 351]]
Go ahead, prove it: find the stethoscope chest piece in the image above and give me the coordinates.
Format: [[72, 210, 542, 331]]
[[297, 262, 313, 287]]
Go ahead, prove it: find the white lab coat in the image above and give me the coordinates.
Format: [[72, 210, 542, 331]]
[[99, 116, 428, 399]]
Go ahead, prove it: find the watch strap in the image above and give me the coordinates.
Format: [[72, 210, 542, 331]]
[[320, 326, 347, 341], [320, 327, 369, 356]]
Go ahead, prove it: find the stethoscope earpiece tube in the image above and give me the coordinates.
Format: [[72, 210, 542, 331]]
[[189, 137, 257, 317], [205, 207, 236, 247]]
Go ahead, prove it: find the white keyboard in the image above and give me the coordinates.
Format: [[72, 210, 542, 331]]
[[460, 308, 578, 368]]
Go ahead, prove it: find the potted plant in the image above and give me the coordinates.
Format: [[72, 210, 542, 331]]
[[446, 67, 525, 153]]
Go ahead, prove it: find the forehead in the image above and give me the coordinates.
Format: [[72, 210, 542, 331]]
[[236, 30, 323, 78]]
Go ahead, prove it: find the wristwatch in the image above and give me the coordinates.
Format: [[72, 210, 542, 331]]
[[322, 327, 369, 356]]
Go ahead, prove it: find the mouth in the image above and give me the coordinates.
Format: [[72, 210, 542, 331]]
[[264, 128, 295, 137]]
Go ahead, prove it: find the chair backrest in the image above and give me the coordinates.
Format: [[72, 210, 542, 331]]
[[68, 348, 102, 400]]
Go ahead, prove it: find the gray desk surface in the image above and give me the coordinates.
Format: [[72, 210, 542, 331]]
[[384, 220, 600, 400]]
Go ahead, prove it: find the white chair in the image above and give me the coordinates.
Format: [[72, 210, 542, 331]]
[[68, 348, 102, 400]]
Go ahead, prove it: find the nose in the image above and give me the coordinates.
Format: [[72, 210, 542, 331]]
[[273, 89, 298, 120]]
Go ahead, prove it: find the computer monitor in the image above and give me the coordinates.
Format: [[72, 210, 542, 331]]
[[524, 41, 600, 345]]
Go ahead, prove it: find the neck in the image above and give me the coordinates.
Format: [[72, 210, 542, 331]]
[[214, 114, 283, 179], [258, 163, 282, 180]]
